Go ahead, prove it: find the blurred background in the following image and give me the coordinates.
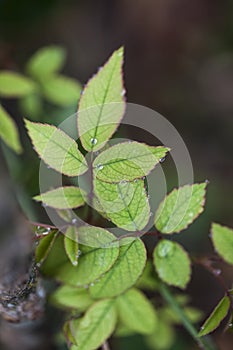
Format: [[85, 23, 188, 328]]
[[0, 0, 232, 349]]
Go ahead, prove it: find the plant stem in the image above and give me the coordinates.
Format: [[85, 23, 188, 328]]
[[158, 282, 218, 350]]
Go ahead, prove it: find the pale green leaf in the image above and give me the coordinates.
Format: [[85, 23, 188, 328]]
[[0, 105, 22, 153], [199, 295, 230, 336], [74, 225, 120, 248], [89, 239, 147, 298], [116, 288, 158, 335], [56, 229, 119, 287], [42, 75, 81, 106], [70, 299, 117, 350], [50, 285, 93, 311], [145, 321, 175, 350], [0, 71, 36, 97], [34, 186, 85, 209], [25, 119, 88, 176], [211, 223, 233, 265], [94, 178, 150, 231], [77, 47, 125, 152], [153, 240, 191, 289], [155, 183, 206, 234], [114, 324, 135, 337], [93, 142, 169, 183], [64, 226, 79, 266], [26, 46, 66, 78]]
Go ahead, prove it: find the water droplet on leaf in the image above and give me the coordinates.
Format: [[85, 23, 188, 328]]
[[96, 164, 104, 170], [159, 157, 166, 163], [90, 138, 97, 145], [157, 241, 174, 258]]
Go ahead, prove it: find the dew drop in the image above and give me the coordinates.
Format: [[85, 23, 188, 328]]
[[90, 138, 97, 145], [157, 241, 174, 258], [72, 218, 77, 224], [205, 179, 210, 184], [134, 179, 138, 183], [149, 212, 153, 217], [159, 157, 166, 163], [96, 164, 104, 170], [77, 249, 82, 257], [121, 89, 126, 96], [90, 282, 95, 287], [213, 269, 221, 275]]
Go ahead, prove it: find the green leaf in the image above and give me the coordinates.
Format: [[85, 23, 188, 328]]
[[56, 229, 119, 287], [93, 142, 169, 183], [70, 299, 117, 350], [89, 239, 147, 298], [35, 230, 59, 265], [136, 261, 158, 291], [64, 226, 79, 266], [39, 233, 69, 276], [77, 47, 125, 152], [199, 295, 231, 336], [50, 285, 93, 311], [25, 119, 88, 176], [211, 223, 233, 265], [116, 288, 158, 335], [26, 46, 66, 79], [19, 94, 42, 119], [0, 105, 22, 153], [0, 71, 36, 97], [153, 240, 191, 289], [155, 183, 206, 234], [34, 186, 85, 209], [42, 75, 82, 106], [145, 321, 175, 350], [94, 178, 150, 231]]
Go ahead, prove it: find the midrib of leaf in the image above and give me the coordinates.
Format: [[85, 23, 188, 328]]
[[90, 57, 120, 151], [94, 241, 135, 293], [31, 125, 86, 167], [78, 299, 115, 349], [117, 184, 138, 230], [95, 151, 162, 168], [157, 186, 203, 232]]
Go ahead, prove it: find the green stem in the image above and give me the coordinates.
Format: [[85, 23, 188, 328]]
[[158, 282, 218, 350]]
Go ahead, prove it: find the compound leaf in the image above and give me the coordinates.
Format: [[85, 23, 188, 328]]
[[0, 105, 22, 153], [155, 183, 206, 234], [153, 240, 191, 289], [89, 239, 147, 298], [116, 288, 158, 334], [25, 119, 87, 176], [34, 186, 85, 209], [93, 142, 169, 183], [211, 223, 233, 265], [78, 47, 125, 152]]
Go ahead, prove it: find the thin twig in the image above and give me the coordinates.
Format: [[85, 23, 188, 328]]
[[158, 281, 218, 350]]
